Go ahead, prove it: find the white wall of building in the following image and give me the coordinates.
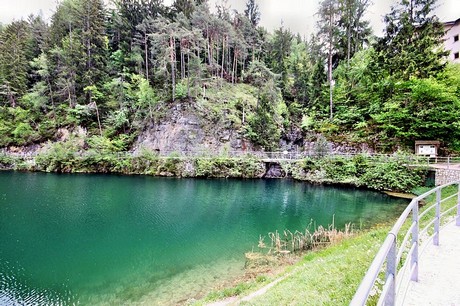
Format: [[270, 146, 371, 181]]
[[444, 20, 460, 64]]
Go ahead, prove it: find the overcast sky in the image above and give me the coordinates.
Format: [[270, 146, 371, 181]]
[[0, 0, 458, 37]]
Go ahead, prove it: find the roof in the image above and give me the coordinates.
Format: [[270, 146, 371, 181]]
[[415, 140, 441, 145], [444, 18, 460, 27]]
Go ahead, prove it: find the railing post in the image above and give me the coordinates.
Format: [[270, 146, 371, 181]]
[[457, 183, 460, 227], [411, 201, 419, 281], [386, 234, 397, 305], [434, 188, 441, 246]]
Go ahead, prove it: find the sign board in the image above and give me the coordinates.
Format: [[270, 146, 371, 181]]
[[418, 145, 436, 156], [415, 141, 440, 157]]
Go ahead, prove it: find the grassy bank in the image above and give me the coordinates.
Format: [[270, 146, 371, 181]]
[[195, 226, 390, 305], [196, 185, 459, 305]]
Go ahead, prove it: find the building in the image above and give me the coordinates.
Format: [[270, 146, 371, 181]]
[[443, 18, 460, 63]]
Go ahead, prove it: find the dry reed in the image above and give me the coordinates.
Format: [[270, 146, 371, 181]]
[[261, 219, 353, 255]]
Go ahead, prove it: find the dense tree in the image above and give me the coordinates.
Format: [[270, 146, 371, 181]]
[[244, 60, 282, 149], [0, 0, 459, 154], [0, 21, 33, 107], [337, 0, 372, 65], [374, 0, 448, 80], [317, 0, 340, 120], [109, 0, 166, 72], [80, 0, 108, 89], [244, 0, 260, 27]]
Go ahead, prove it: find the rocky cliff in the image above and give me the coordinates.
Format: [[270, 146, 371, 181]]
[[133, 101, 255, 154]]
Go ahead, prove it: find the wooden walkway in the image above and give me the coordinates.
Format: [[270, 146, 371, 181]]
[[400, 222, 460, 305]]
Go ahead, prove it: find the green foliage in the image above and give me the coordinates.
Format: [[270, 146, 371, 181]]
[[175, 81, 188, 99], [292, 154, 427, 192], [12, 123, 38, 145], [372, 77, 460, 148], [87, 135, 128, 153], [359, 159, 426, 192], [35, 139, 82, 172], [0, 106, 42, 146], [0, 154, 16, 169], [194, 156, 264, 178], [374, 0, 447, 81], [0, 0, 459, 155], [0, 20, 33, 105], [243, 64, 283, 150]]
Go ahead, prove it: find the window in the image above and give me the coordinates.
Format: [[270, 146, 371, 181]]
[[455, 52, 460, 59], [455, 35, 459, 42]]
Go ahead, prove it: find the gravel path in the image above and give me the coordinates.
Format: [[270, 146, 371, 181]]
[[402, 222, 460, 306]]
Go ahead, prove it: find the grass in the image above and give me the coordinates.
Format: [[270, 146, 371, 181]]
[[194, 184, 460, 306], [193, 226, 390, 305], [237, 227, 390, 305]]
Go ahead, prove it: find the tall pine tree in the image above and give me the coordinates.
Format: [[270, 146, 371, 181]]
[[375, 0, 448, 80]]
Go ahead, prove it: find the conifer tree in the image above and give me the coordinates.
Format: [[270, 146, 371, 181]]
[[375, 0, 448, 80], [0, 21, 32, 106], [317, 0, 339, 120], [244, 0, 260, 27]]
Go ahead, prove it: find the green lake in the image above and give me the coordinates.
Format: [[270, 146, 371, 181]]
[[0, 172, 407, 305]]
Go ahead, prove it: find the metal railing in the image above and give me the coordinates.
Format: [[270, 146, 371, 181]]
[[350, 182, 460, 306], [2, 149, 460, 168], [423, 156, 460, 169]]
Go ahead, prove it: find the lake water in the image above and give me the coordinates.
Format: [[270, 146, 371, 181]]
[[0, 172, 407, 305]]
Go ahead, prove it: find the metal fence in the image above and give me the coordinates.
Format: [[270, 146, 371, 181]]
[[350, 182, 460, 306], [2, 148, 460, 167]]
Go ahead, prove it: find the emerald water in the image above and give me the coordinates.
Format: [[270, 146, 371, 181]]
[[0, 172, 407, 305]]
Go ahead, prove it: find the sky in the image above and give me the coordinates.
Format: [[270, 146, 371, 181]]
[[0, 0, 458, 37]]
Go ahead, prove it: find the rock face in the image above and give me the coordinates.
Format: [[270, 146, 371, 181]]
[[264, 162, 286, 178], [133, 102, 254, 154]]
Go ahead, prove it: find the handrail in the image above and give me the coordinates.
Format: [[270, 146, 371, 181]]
[[2, 148, 460, 167], [350, 182, 460, 305], [0, 149, 449, 162]]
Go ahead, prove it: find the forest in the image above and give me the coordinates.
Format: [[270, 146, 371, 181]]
[[0, 0, 459, 153]]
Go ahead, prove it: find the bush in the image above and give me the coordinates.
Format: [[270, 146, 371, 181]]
[[359, 160, 426, 192], [292, 155, 426, 192]]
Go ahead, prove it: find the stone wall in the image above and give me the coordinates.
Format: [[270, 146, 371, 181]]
[[435, 168, 460, 186]]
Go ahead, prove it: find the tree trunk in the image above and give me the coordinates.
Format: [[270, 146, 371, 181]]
[[94, 101, 103, 136], [328, 10, 333, 120], [46, 77, 56, 125], [347, 4, 351, 66], [206, 26, 212, 66], [232, 50, 237, 84], [181, 49, 185, 79], [221, 36, 225, 79], [170, 35, 176, 101], [145, 33, 149, 82], [187, 52, 190, 97]]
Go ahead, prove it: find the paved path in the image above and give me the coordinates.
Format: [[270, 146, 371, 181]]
[[429, 163, 460, 170], [402, 222, 460, 305]]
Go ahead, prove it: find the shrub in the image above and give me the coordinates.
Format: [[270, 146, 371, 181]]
[[359, 160, 426, 192]]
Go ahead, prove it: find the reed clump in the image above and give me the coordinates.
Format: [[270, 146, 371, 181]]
[[245, 221, 354, 269]]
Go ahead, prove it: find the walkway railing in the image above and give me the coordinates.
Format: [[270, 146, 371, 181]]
[[350, 182, 460, 306], [2, 149, 460, 171], [0, 149, 446, 161]]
